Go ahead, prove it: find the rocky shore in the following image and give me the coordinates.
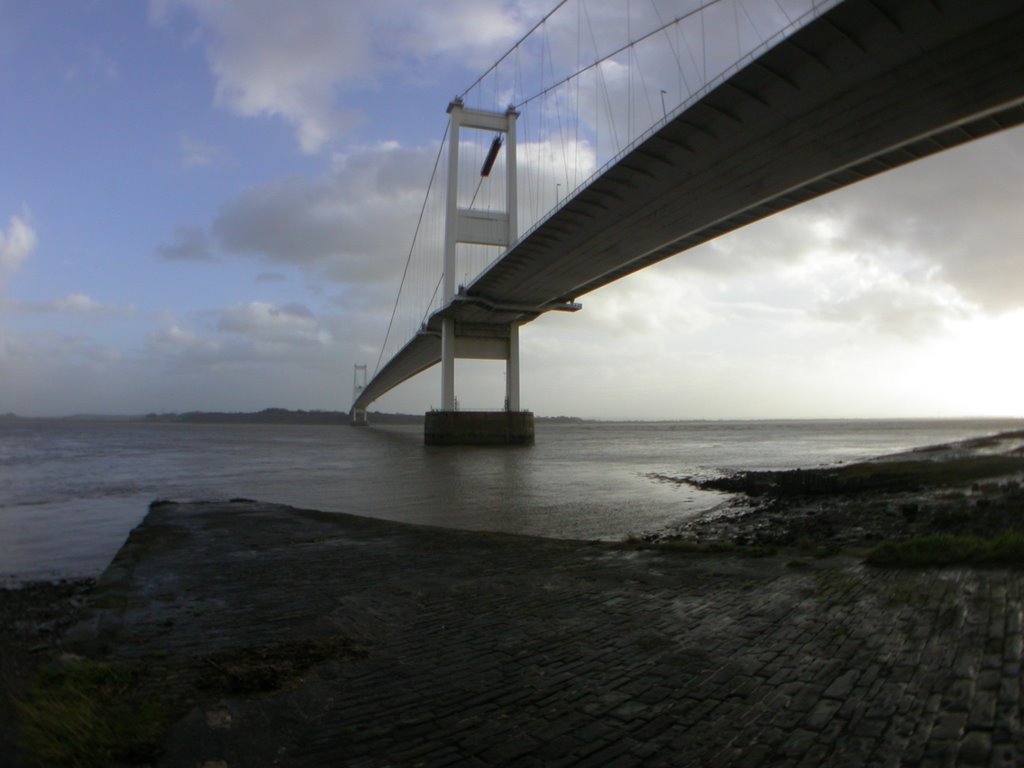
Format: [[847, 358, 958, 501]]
[[653, 430, 1024, 551]]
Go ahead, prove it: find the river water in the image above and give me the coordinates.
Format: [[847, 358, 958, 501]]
[[2, 417, 1022, 585]]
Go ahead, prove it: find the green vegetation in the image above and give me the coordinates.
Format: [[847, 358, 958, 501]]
[[141, 408, 426, 425], [834, 456, 1024, 489], [15, 636, 366, 766], [696, 453, 1024, 498], [865, 533, 1024, 568], [16, 657, 170, 767]]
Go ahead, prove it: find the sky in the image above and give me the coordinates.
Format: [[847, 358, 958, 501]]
[[1, 0, 1022, 420]]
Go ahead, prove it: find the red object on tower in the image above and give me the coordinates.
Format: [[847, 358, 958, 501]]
[[480, 135, 503, 177]]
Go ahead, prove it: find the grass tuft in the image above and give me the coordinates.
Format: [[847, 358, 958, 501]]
[[15, 630, 364, 767], [16, 657, 170, 767], [865, 532, 1024, 568]]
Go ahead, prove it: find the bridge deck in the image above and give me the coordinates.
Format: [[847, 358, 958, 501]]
[[357, 0, 1024, 411]]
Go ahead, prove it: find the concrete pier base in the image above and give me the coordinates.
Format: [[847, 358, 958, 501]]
[[424, 410, 534, 446], [351, 409, 368, 426]]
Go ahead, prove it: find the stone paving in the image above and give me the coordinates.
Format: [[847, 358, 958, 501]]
[[67, 500, 1024, 767]]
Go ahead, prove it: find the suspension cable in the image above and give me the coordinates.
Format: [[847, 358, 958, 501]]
[[648, 0, 692, 99], [421, 274, 443, 328], [516, 0, 723, 111], [459, 0, 572, 100], [584, 2, 620, 153], [374, 122, 449, 376]]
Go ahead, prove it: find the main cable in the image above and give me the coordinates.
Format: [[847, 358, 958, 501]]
[[459, 0, 572, 101], [375, 122, 449, 377], [516, 0, 724, 111]]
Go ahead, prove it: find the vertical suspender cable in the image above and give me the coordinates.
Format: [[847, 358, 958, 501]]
[[375, 123, 448, 376]]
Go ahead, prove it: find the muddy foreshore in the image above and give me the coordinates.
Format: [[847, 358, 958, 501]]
[[654, 430, 1024, 550]]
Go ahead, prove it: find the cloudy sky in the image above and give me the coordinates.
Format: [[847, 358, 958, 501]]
[[2, 1, 1022, 419]]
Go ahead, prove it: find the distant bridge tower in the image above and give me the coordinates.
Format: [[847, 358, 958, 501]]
[[426, 98, 534, 445], [352, 364, 368, 426]]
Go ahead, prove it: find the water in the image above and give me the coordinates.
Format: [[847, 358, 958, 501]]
[[2, 418, 1022, 585]]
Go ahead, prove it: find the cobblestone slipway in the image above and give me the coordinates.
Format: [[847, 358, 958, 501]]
[[68, 501, 1022, 767]]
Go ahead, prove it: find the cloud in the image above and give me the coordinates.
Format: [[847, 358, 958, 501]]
[[603, 208, 975, 344], [63, 45, 120, 85], [180, 134, 224, 167], [1, 215, 130, 317], [814, 283, 969, 339], [0, 213, 36, 274], [216, 301, 327, 345], [170, 0, 371, 153], [652, 126, 1024, 338], [52, 293, 103, 312], [148, 302, 342, 377], [40, 293, 129, 314], [151, 0, 530, 153], [212, 142, 437, 284], [823, 127, 1024, 314], [255, 271, 287, 284], [0, 329, 124, 393], [150, 323, 205, 350], [10, 292, 134, 315], [667, 206, 829, 277], [157, 226, 213, 261], [0, 210, 138, 320], [146, 301, 354, 386], [394, 1, 531, 61]]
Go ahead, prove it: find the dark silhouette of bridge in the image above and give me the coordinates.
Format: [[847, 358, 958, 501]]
[[352, 0, 1024, 443]]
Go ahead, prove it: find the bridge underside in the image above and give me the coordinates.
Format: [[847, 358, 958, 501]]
[[354, 0, 1024, 414]]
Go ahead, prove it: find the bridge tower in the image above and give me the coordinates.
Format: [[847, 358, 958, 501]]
[[352, 364, 368, 426], [425, 98, 534, 445]]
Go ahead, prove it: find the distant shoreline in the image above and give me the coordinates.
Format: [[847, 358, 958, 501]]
[[0, 409, 586, 426], [3, 411, 1020, 428]]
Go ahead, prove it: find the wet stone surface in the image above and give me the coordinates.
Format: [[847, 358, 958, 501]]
[[63, 500, 1024, 767]]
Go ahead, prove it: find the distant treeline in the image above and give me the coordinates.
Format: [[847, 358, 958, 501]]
[[142, 410, 586, 425], [142, 408, 425, 425], [2, 409, 586, 425]]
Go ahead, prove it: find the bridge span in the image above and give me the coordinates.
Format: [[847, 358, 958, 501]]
[[353, 0, 1024, 443]]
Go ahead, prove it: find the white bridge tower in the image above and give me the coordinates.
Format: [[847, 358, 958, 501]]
[[426, 98, 534, 445], [351, 364, 368, 426]]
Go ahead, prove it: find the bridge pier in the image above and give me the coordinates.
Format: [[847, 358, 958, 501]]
[[441, 318, 456, 411], [425, 410, 534, 446], [506, 323, 520, 412], [351, 365, 369, 426], [425, 320, 534, 444]]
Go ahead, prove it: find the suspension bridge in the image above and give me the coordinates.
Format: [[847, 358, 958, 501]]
[[351, 0, 1024, 444]]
